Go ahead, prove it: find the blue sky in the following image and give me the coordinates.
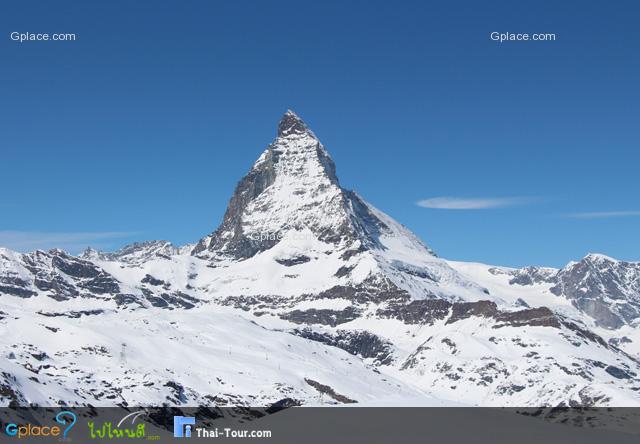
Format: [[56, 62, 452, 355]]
[[1, 0, 638, 267]]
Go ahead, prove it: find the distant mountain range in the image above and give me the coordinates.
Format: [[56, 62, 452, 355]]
[[1, 111, 639, 407]]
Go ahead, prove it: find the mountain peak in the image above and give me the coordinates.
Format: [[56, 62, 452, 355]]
[[277, 109, 312, 138], [583, 252, 618, 264], [192, 110, 345, 259], [192, 111, 438, 269]]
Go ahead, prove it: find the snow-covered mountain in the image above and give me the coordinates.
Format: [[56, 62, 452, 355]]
[[82, 241, 181, 265], [1, 111, 640, 407], [460, 254, 640, 330]]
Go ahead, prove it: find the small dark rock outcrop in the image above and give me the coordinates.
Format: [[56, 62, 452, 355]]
[[275, 256, 311, 266], [304, 378, 357, 404], [281, 306, 360, 327], [266, 398, 301, 413], [377, 299, 450, 325], [293, 329, 394, 365], [494, 307, 561, 329], [446, 301, 499, 324]]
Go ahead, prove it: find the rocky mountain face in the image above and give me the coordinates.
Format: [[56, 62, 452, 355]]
[[506, 254, 640, 329], [82, 241, 179, 265], [193, 111, 486, 304], [1, 111, 640, 408], [191, 109, 422, 262], [1, 247, 199, 310], [192, 110, 348, 259]]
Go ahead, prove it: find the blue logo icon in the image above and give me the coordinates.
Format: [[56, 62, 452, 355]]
[[173, 416, 195, 438], [56, 411, 77, 438]]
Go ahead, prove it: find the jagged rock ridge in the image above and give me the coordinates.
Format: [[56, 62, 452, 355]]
[[504, 254, 640, 329]]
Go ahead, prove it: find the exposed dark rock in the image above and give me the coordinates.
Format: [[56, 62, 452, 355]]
[[265, 398, 301, 413], [304, 378, 357, 404], [390, 261, 438, 281], [30, 352, 48, 361], [605, 365, 635, 379], [146, 296, 169, 308], [52, 253, 101, 279], [339, 246, 366, 261], [281, 306, 360, 327], [561, 320, 609, 348], [164, 381, 187, 403], [575, 388, 612, 407], [0, 372, 24, 406], [496, 384, 526, 395], [35, 276, 79, 301], [0, 284, 37, 298], [275, 256, 311, 266], [310, 277, 411, 305], [400, 339, 433, 370], [278, 110, 311, 137], [191, 139, 281, 259], [114, 294, 143, 307], [293, 328, 394, 365], [494, 307, 561, 329], [609, 336, 632, 347], [142, 274, 166, 286], [145, 291, 199, 310], [585, 359, 607, 369], [377, 299, 451, 325], [220, 294, 296, 313], [334, 265, 354, 278], [441, 337, 458, 354], [446, 301, 499, 324], [343, 190, 388, 250], [79, 274, 120, 294], [37, 309, 105, 318], [167, 292, 200, 309]]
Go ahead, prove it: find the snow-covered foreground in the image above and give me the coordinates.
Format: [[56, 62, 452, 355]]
[[1, 300, 452, 407]]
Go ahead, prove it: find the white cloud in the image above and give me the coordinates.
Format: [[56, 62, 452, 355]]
[[565, 211, 640, 219], [416, 196, 532, 210], [0, 231, 137, 253]]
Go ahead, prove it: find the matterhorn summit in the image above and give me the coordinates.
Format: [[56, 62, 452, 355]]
[[192, 110, 484, 302], [192, 110, 346, 259]]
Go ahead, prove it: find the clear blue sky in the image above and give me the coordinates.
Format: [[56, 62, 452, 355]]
[[1, 0, 638, 267]]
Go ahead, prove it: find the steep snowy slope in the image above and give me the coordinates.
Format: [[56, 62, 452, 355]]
[[0, 299, 438, 406]]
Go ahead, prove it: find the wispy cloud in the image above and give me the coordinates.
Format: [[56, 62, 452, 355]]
[[416, 196, 533, 210], [0, 231, 137, 253], [564, 211, 640, 219]]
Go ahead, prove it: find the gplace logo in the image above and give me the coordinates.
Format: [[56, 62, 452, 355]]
[[5, 410, 77, 439], [173, 416, 195, 438]]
